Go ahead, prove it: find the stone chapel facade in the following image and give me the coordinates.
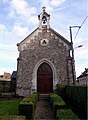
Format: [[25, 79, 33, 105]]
[[16, 7, 73, 96]]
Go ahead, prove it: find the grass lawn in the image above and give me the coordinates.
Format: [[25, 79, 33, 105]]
[[0, 100, 21, 116]]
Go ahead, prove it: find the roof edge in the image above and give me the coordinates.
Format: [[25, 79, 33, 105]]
[[50, 27, 71, 45], [17, 27, 39, 45]]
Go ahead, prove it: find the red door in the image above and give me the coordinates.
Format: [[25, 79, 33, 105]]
[[37, 62, 53, 94]]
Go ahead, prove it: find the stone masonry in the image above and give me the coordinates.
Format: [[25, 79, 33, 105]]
[[16, 8, 73, 96]]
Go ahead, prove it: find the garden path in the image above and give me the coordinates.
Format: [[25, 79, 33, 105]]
[[34, 100, 55, 120]]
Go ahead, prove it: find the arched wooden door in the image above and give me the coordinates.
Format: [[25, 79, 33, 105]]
[[37, 62, 53, 94]]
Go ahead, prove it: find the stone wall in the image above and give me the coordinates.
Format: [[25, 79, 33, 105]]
[[0, 80, 16, 97]]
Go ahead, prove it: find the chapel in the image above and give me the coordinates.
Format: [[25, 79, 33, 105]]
[[16, 7, 73, 96]]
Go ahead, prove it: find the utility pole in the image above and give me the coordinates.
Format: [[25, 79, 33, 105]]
[[69, 26, 81, 84]]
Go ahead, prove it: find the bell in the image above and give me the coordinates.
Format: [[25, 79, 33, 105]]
[[43, 20, 46, 24]]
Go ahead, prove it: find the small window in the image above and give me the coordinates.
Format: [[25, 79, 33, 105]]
[[41, 39, 49, 46]]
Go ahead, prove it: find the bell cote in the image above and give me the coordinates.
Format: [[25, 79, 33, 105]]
[[38, 7, 50, 29]]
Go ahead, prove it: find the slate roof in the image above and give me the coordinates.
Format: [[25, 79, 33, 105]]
[[77, 68, 88, 79], [11, 71, 17, 79]]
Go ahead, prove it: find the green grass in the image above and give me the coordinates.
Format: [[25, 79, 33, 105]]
[[0, 100, 21, 116]]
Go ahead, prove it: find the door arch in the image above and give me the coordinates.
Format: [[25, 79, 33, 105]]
[[37, 62, 53, 94]]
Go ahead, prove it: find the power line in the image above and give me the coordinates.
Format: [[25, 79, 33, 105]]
[[74, 16, 88, 41]]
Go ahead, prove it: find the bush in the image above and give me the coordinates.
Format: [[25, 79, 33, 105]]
[[49, 93, 67, 117], [49, 93, 66, 107], [65, 85, 87, 113], [56, 109, 79, 120], [56, 84, 66, 97], [56, 84, 87, 119], [0, 115, 26, 120], [19, 102, 34, 119], [24, 93, 38, 107], [19, 93, 38, 119]]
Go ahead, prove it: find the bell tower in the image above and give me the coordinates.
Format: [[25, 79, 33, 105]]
[[38, 7, 50, 29]]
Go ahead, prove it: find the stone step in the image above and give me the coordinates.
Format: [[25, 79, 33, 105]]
[[39, 94, 49, 100]]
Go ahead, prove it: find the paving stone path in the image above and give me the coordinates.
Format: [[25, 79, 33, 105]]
[[34, 100, 55, 120]]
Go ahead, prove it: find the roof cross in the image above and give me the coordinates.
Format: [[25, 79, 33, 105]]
[[42, 6, 46, 12]]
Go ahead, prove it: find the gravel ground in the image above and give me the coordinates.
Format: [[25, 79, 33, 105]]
[[34, 100, 55, 120]]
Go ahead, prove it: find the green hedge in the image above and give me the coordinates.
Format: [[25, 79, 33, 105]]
[[49, 93, 66, 107], [56, 84, 87, 118], [56, 84, 66, 97], [65, 85, 87, 113], [49, 93, 66, 117], [19, 93, 38, 119], [23, 93, 38, 107], [56, 109, 79, 120], [0, 115, 26, 120]]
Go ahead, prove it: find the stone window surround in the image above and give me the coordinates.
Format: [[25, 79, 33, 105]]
[[31, 58, 58, 92], [41, 39, 49, 46]]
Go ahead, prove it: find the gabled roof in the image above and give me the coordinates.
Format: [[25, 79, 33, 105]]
[[17, 27, 71, 46], [38, 11, 50, 19]]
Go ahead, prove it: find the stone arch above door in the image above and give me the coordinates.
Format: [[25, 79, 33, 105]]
[[32, 58, 57, 93]]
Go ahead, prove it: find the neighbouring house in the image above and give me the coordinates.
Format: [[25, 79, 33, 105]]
[[0, 72, 11, 81], [0, 75, 3, 80], [77, 68, 88, 86], [3, 72, 11, 81], [16, 7, 74, 96]]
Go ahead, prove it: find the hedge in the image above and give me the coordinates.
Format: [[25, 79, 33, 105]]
[[56, 109, 79, 120], [23, 93, 38, 107], [49, 93, 67, 117], [56, 84, 87, 118], [19, 93, 38, 119], [56, 84, 66, 97], [0, 115, 26, 120], [65, 85, 87, 113]]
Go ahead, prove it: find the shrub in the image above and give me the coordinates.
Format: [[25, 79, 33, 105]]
[[19, 102, 34, 119], [24, 93, 38, 107], [56, 84, 87, 119], [49, 93, 67, 117], [49, 93, 66, 106], [56, 109, 79, 120], [65, 85, 87, 113], [19, 93, 38, 119], [56, 84, 66, 97]]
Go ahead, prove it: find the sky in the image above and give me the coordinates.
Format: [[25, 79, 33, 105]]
[[0, 0, 88, 77]]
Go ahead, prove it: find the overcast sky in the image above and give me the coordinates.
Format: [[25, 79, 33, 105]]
[[0, 0, 88, 77]]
